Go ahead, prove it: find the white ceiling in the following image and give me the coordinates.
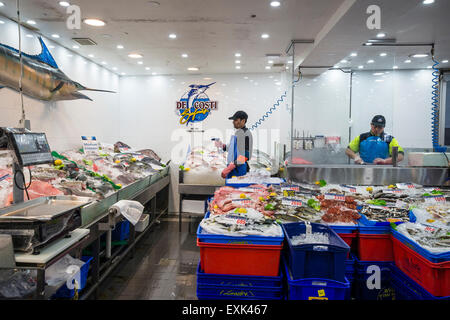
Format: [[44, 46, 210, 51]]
[[0, 0, 449, 77], [0, 0, 345, 76]]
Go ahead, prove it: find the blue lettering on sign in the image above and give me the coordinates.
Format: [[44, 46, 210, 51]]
[[176, 82, 218, 125]]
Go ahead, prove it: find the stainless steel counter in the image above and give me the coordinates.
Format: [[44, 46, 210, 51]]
[[287, 164, 449, 186]]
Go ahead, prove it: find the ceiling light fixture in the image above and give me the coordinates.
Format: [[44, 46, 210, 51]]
[[427, 66, 432, 69], [423, 0, 435, 4], [128, 53, 143, 59], [236, 66, 241, 69], [182, 53, 188, 58], [270, 1, 281, 7], [0, 2, 4, 7], [261, 34, 270, 39], [26, 34, 33, 38], [404, 59, 411, 63], [393, 66, 399, 69], [169, 33, 177, 39], [51, 34, 60, 38], [88, 54, 94, 58], [121, 72, 126, 76], [442, 60, 449, 63], [358, 65, 364, 69], [367, 60, 375, 63], [112, 67, 117, 70], [187, 67, 199, 71], [72, 45, 79, 49], [376, 33, 386, 38], [27, 20, 36, 25], [0, 20, 4, 24], [373, 72, 384, 76], [145, 67, 150, 70], [380, 53, 387, 57], [101, 61, 107, 65], [83, 18, 106, 27], [235, 60, 241, 64], [59, 1, 70, 7], [137, 61, 143, 65], [340, 59, 348, 63], [265, 66, 271, 69], [152, 72, 157, 75], [365, 42, 373, 46], [268, 60, 274, 64], [350, 53, 357, 57], [235, 53, 241, 57], [117, 45, 124, 49], [411, 54, 429, 58]]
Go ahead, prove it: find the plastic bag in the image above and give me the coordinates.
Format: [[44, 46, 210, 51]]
[[0, 269, 37, 299], [110, 200, 144, 226], [45, 254, 85, 287]]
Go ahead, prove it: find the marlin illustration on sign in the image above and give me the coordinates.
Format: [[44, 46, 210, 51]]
[[176, 82, 218, 125], [0, 37, 115, 101]]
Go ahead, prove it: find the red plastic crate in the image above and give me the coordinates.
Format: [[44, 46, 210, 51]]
[[338, 233, 357, 259], [358, 233, 393, 261], [392, 237, 450, 297], [197, 238, 282, 277]]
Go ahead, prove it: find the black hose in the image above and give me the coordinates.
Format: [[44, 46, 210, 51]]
[[13, 167, 32, 200]]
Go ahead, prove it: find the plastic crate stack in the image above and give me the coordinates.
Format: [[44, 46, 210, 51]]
[[281, 222, 351, 300], [196, 196, 285, 300]]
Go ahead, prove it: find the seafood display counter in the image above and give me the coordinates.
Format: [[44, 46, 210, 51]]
[[287, 164, 449, 187]]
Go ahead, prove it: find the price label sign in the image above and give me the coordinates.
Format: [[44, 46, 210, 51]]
[[340, 185, 357, 193], [368, 205, 390, 210], [424, 188, 441, 193], [282, 185, 300, 192], [225, 214, 248, 226], [385, 189, 404, 194], [281, 198, 303, 207], [424, 226, 436, 233], [232, 199, 252, 205], [238, 188, 257, 193], [81, 136, 99, 155], [396, 183, 415, 190], [424, 196, 446, 203], [324, 193, 345, 201]]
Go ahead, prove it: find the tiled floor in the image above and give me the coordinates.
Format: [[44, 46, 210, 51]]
[[97, 215, 202, 300]]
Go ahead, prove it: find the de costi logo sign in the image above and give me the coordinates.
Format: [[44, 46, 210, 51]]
[[176, 82, 218, 126]]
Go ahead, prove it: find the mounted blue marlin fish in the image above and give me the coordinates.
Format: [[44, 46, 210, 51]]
[[0, 37, 115, 101]]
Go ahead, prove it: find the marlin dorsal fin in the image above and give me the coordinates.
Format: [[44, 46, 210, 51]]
[[33, 37, 59, 69]]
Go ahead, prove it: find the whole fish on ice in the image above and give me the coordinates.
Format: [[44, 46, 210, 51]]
[[0, 37, 115, 101]]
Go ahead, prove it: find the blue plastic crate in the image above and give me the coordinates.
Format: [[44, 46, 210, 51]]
[[391, 227, 450, 263], [282, 222, 350, 282], [354, 258, 396, 300], [112, 220, 130, 241], [53, 256, 93, 299], [283, 257, 350, 300], [346, 253, 356, 275], [358, 221, 391, 235], [357, 209, 416, 227], [197, 212, 284, 245], [390, 265, 450, 300], [196, 261, 283, 288], [329, 224, 358, 234]]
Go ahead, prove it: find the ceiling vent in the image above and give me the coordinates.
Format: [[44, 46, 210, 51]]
[[72, 38, 97, 46], [266, 53, 282, 58], [273, 63, 285, 68]]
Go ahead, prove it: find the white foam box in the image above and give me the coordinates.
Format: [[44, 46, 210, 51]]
[[135, 214, 149, 232], [408, 152, 450, 167], [182, 199, 207, 214]]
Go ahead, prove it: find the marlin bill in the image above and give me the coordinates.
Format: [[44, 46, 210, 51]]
[[0, 37, 115, 101]]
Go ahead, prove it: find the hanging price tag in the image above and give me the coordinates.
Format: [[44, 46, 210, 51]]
[[340, 185, 357, 193], [396, 183, 415, 190], [424, 196, 446, 203], [281, 198, 303, 207], [324, 193, 345, 201]]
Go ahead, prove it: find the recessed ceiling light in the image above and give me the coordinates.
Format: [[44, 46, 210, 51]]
[[0, 20, 4, 24], [376, 33, 386, 38], [412, 54, 429, 58], [152, 72, 157, 75], [442, 60, 449, 63], [373, 72, 384, 76], [204, 77, 212, 80], [393, 66, 399, 69], [26, 34, 33, 38], [427, 66, 432, 69], [375, 79, 384, 82], [51, 34, 60, 38], [128, 53, 143, 59], [27, 20, 36, 25], [145, 67, 150, 70], [380, 53, 387, 57], [287, 60, 293, 64], [270, 1, 281, 7], [268, 60, 274, 64], [137, 61, 143, 65], [261, 34, 270, 39], [72, 45, 79, 49], [88, 54, 94, 58], [235, 60, 241, 64], [59, 1, 70, 7], [0, 2, 4, 7], [101, 61, 107, 65], [404, 59, 411, 63], [187, 67, 199, 71], [169, 33, 177, 39], [265, 66, 271, 69], [365, 42, 373, 46], [236, 66, 241, 69], [350, 53, 357, 57], [121, 72, 126, 76], [235, 53, 241, 57], [340, 59, 348, 63], [83, 18, 106, 27], [117, 45, 124, 49], [286, 66, 289, 69], [358, 65, 364, 69], [181, 53, 188, 58], [423, 0, 435, 4], [367, 60, 375, 63]]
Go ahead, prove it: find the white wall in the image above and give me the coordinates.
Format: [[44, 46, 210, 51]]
[[0, 19, 120, 150], [118, 73, 289, 212]]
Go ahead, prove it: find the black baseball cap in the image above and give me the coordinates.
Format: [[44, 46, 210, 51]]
[[228, 111, 248, 121], [371, 115, 386, 127]]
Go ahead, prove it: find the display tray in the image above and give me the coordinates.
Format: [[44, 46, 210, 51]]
[[118, 176, 151, 200], [0, 196, 92, 252]]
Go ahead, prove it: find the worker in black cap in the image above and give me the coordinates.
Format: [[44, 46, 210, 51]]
[[215, 111, 253, 178], [346, 115, 404, 165]]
